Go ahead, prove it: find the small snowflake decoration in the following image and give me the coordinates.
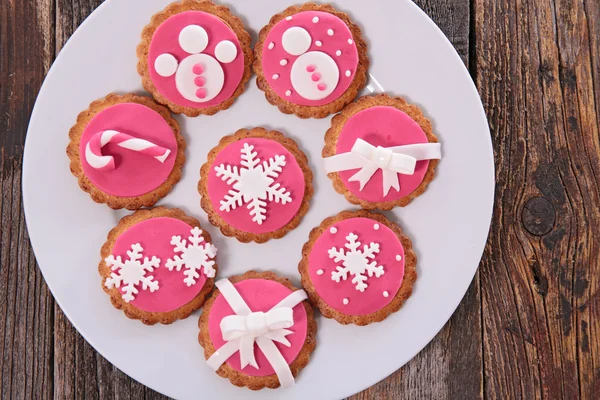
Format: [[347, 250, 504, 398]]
[[215, 143, 292, 225], [328, 232, 385, 292], [104, 243, 161, 303], [165, 227, 217, 286]]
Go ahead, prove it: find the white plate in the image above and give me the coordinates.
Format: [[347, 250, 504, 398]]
[[23, 0, 493, 398]]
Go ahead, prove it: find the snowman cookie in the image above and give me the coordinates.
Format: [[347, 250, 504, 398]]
[[199, 127, 313, 243], [322, 94, 442, 210], [137, 0, 253, 116], [67, 93, 185, 210], [254, 3, 369, 118], [99, 207, 218, 325], [198, 271, 317, 389], [298, 210, 417, 326]]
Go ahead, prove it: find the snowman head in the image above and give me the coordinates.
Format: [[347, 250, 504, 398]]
[[281, 26, 340, 101], [153, 25, 238, 103]]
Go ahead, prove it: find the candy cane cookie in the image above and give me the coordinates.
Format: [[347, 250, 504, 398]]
[[67, 93, 185, 210]]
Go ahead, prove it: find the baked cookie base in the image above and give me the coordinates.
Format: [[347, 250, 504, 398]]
[[298, 209, 417, 326], [198, 270, 317, 390], [137, 0, 254, 117], [254, 2, 369, 119], [198, 127, 313, 243], [323, 93, 440, 210], [66, 93, 186, 210], [99, 207, 216, 325]]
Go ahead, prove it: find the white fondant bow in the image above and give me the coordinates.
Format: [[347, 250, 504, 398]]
[[323, 138, 442, 196], [206, 279, 308, 388]]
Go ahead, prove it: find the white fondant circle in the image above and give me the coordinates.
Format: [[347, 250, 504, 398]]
[[179, 25, 208, 54], [175, 54, 224, 103], [281, 26, 312, 56], [290, 51, 339, 100], [215, 40, 238, 64], [154, 53, 178, 77]]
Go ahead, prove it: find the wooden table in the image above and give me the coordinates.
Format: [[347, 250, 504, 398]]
[[1, 0, 598, 398]]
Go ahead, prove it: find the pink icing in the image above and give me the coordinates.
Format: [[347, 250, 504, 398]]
[[79, 103, 177, 197], [262, 11, 359, 106], [148, 11, 245, 109], [207, 138, 305, 234], [336, 106, 431, 202], [208, 279, 308, 376], [308, 217, 405, 315], [111, 217, 210, 313]]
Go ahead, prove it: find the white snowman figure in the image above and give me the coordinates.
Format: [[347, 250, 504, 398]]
[[153, 25, 238, 103], [281, 26, 340, 100]]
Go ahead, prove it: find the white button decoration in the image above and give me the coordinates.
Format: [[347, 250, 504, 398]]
[[175, 54, 224, 103], [282, 26, 312, 56], [179, 25, 208, 54], [290, 51, 339, 100], [154, 53, 178, 77], [215, 40, 238, 64]]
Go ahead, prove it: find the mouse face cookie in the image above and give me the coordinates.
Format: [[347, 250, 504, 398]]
[[199, 271, 317, 389], [138, 0, 253, 116], [67, 93, 185, 210], [254, 3, 369, 118], [298, 210, 417, 326], [199, 128, 313, 243], [323, 94, 442, 209], [99, 207, 218, 325]]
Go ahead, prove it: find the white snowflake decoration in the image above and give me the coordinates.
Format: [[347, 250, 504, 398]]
[[215, 143, 292, 225], [104, 243, 161, 303], [328, 233, 385, 292], [165, 227, 217, 286]]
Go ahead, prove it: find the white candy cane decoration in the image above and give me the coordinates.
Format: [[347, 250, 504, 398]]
[[206, 279, 308, 388], [323, 138, 442, 196], [85, 130, 171, 171]]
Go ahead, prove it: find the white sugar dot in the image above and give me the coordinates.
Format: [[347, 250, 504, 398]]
[[154, 53, 178, 77], [215, 40, 237, 64], [336, 50, 342, 56], [396, 255, 402, 261], [330, 227, 338, 234], [313, 16, 319, 23], [317, 269, 324, 275], [348, 39, 353, 44], [280, 59, 288, 66], [285, 90, 292, 96], [268, 42, 275, 50], [345, 70, 352, 77], [383, 291, 389, 298], [286, 16, 293, 21], [328, 29, 334, 36], [343, 298, 349, 305], [373, 223, 380, 230], [272, 74, 280, 80], [179, 25, 208, 54], [316, 40, 323, 47]]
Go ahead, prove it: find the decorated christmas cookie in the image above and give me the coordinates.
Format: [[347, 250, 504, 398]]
[[99, 207, 217, 325], [198, 271, 317, 389], [67, 93, 185, 210], [254, 3, 369, 118], [199, 127, 313, 243], [298, 210, 417, 326], [137, 0, 253, 116], [322, 94, 442, 210]]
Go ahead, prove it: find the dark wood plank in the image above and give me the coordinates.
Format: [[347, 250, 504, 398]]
[[475, 0, 600, 398]]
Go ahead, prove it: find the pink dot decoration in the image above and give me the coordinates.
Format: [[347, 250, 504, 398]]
[[193, 63, 205, 74]]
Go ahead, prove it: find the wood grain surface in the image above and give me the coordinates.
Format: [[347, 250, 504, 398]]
[[0, 0, 598, 398]]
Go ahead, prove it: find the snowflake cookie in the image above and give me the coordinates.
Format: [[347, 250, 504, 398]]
[[198, 271, 317, 390], [66, 93, 185, 210], [254, 3, 369, 118], [298, 210, 417, 326], [322, 94, 442, 210], [138, 0, 253, 116], [99, 207, 218, 325], [200, 128, 313, 243]]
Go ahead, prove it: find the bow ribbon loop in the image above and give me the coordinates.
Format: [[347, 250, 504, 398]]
[[324, 138, 442, 196]]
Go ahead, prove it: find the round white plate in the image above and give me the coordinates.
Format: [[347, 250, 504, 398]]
[[23, 0, 493, 398]]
